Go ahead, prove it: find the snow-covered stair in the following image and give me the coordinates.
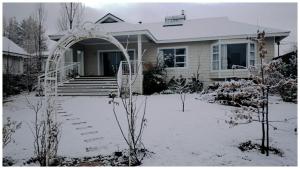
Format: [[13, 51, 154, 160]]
[[58, 76, 118, 96]]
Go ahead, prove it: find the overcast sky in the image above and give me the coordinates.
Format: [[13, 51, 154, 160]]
[[3, 2, 297, 52]]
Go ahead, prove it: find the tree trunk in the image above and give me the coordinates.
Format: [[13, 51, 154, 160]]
[[266, 86, 269, 156]]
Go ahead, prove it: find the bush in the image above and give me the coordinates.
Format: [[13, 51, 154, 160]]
[[278, 79, 297, 103], [3, 73, 37, 97], [202, 79, 261, 108], [167, 75, 203, 94], [143, 63, 167, 95]]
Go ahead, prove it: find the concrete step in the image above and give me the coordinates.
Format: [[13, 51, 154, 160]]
[[58, 92, 113, 96], [75, 76, 115, 79], [66, 81, 117, 84], [58, 76, 118, 96], [58, 86, 118, 89], [59, 83, 117, 86], [58, 89, 118, 92], [72, 78, 116, 81]]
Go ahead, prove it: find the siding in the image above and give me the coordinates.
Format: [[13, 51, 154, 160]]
[[74, 36, 275, 90], [3, 54, 24, 75]]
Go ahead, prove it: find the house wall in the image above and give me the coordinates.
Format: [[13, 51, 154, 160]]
[[142, 37, 275, 87], [83, 43, 139, 76], [142, 40, 216, 86], [74, 36, 275, 91], [3, 54, 24, 75]]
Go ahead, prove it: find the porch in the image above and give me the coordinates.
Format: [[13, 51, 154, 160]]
[[58, 34, 148, 95]]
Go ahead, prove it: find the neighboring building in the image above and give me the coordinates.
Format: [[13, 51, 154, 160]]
[[3, 37, 29, 75], [49, 12, 290, 94]]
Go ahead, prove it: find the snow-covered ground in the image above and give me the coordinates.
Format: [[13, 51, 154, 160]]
[[3, 93, 297, 166]]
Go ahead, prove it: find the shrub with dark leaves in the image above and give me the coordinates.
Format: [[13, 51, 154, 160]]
[[143, 63, 167, 95]]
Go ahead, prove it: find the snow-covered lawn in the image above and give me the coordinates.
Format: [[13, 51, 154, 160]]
[[3, 93, 297, 166]]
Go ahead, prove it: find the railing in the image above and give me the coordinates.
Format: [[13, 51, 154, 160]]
[[37, 62, 80, 95], [117, 62, 123, 97], [117, 60, 141, 97], [120, 60, 139, 75]]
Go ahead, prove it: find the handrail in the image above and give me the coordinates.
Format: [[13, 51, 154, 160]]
[[117, 62, 123, 97], [37, 62, 80, 95], [117, 60, 143, 97]]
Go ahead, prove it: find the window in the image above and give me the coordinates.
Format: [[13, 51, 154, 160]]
[[249, 43, 255, 66], [159, 47, 187, 68], [227, 43, 247, 69], [212, 42, 256, 70], [212, 45, 219, 70]]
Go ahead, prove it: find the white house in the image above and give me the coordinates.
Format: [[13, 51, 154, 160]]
[[49, 12, 290, 95], [3, 37, 29, 75]]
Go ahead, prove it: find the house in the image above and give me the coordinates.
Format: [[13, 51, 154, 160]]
[[3, 37, 29, 75], [49, 12, 289, 95]]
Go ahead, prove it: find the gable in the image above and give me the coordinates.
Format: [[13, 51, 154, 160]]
[[95, 13, 124, 24]]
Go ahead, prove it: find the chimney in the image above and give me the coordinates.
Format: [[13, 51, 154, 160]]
[[181, 10, 186, 20]]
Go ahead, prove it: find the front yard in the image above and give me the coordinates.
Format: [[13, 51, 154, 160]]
[[3, 93, 297, 166]]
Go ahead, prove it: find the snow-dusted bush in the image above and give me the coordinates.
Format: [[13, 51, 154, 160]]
[[263, 55, 297, 102], [203, 79, 261, 108], [278, 79, 297, 103], [143, 63, 167, 95]]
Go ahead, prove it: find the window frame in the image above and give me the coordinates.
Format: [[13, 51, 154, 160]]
[[210, 40, 257, 71], [157, 46, 188, 69]]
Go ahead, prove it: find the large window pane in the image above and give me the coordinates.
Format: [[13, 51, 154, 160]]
[[227, 43, 247, 69], [161, 49, 175, 67], [213, 45, 219, 53], [176, 56, 185, 62], [176, 63, 185, 67], [176, 48, 186, 55], [213, 61, 219, 70]]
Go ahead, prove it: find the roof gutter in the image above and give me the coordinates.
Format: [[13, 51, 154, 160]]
[[49, 31, 290, 44]]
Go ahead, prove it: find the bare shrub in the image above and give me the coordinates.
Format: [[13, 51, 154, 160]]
[[26, 97, 61, 166], [3, 117, 22, 148]]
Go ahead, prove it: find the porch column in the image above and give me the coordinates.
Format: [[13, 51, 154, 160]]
[[137, 34, 142, 75]]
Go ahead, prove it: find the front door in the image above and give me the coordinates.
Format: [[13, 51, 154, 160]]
[[98, 50, 135, 76], [102, 52, 124, 76], [77, 50, 84, 76]]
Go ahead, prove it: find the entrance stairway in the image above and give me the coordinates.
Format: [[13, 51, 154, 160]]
[[57, 76, 118, 96]]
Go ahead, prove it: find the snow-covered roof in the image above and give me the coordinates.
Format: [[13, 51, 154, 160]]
[[49, 16, 290, 43], [3, 37, 29, 58], [95, 13, 124, 24]]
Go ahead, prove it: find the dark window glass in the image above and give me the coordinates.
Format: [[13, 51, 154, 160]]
[[227, 43, 247, 69], [176, 63, 185, 67], [161, 49, 175, 67], [176, 48, 186, 55]]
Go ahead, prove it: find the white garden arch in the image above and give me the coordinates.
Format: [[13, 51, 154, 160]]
[[44, 22, 132, 100], [43, 23, 133, 164]]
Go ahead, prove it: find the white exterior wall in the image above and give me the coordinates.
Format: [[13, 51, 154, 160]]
[[142, 37, 275, 87], [72, 36, 275, 92]]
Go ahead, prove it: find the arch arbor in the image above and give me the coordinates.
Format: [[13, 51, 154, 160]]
[[44, 23, 132, 164]]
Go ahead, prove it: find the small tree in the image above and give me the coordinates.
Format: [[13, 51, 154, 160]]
[[109, 93, 148, 165], [26, 97, 61, 166], [168, 75, 190, 112]]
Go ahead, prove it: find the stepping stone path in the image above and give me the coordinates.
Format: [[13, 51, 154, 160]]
[[56, 101, 103, 153]]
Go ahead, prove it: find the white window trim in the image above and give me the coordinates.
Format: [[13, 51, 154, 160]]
[[248, 42, 256, 67], [211, 42, 220, 71], [97, 49, 135, 76], [210, 40, 256, 72], [157, 46, 188, 69]]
